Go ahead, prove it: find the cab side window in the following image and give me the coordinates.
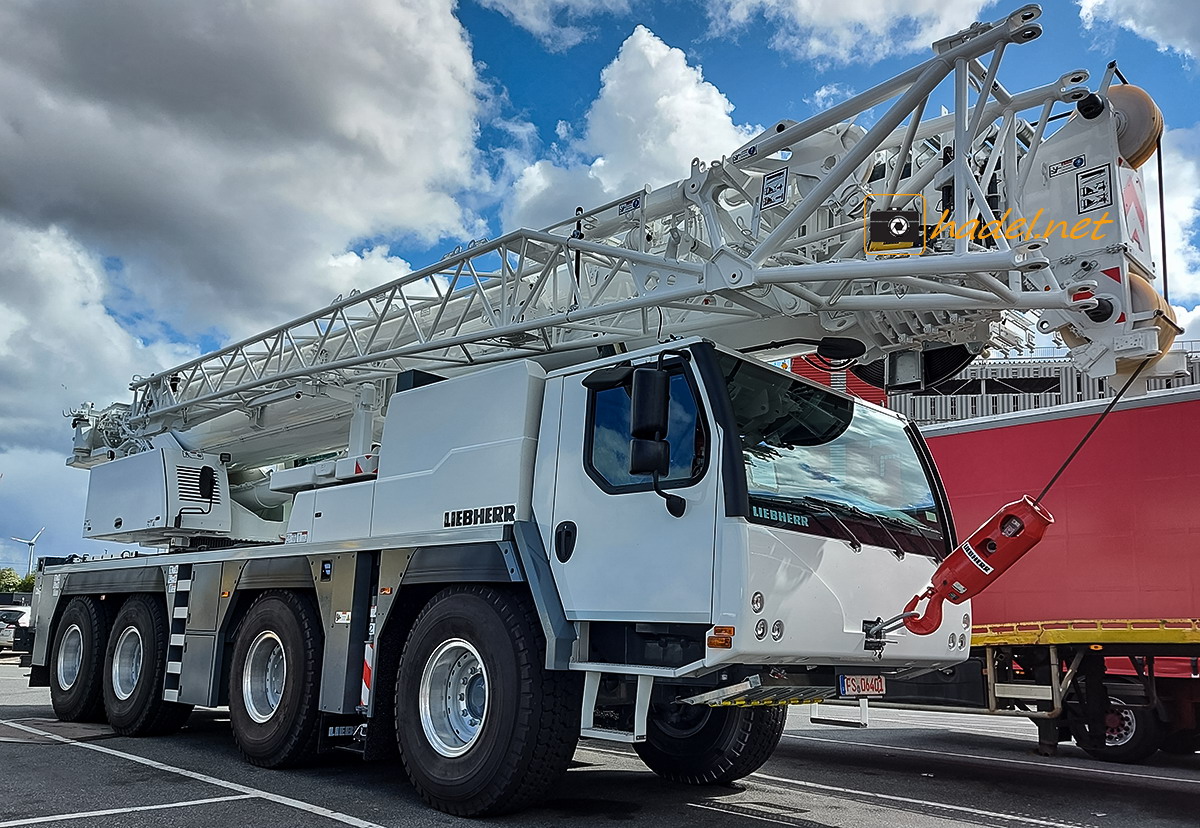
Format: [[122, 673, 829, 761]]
[[587, 371, 707, 491]]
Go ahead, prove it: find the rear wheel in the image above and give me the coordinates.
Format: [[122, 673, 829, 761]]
[[634, 703, 786, 784], [103, 595, 193, 736], [395, 586, 581, 816], [1160, 728, 1200, 755], [50, 596, 110, 723], [1070, 696, 1164, 763], [229, 591, 323, 767]]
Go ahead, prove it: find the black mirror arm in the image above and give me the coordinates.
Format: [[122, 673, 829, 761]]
[[651, 471, 686, 518]]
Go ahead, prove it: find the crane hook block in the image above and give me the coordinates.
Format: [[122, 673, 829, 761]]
[[902, 496, 1054, 636]]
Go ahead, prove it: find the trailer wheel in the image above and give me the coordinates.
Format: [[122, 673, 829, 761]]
[[1160, 728, 1200, 755], [634, 703, 786, 784], [1070, 696, 1164, 763], [103, 595, 193, 736], [229, 591, 323, 768], [395, 586, 581, 816], [49, 596, 111, 723]]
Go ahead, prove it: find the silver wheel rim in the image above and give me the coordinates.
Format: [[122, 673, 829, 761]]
[[243, 631, 286, 724], [419, 638, 488, 757], [56, 624, 84, 691], [111, 626, 144, 701], [1105, 698, 1136, 747]]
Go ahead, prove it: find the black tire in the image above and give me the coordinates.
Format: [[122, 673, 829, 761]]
[[634, 703, 786, 784], [1070, 696, 1164, 763], [395, 585, 581, 816], [49, 596, 111, 723], [229, 591, 323, 768], [103, 595, 193, 736], [1160, 728, 1200, 755]]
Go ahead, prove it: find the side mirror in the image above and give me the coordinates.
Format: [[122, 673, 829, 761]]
[[629, 438, 669, 477], [630, 367, 669, 440], [627, 366, 685, 518]]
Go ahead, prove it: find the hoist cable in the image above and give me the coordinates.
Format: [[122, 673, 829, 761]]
[[1034, 357, 1152, 504]]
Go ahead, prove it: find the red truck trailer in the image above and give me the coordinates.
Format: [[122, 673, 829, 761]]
[[909, 385, 1200, 762]]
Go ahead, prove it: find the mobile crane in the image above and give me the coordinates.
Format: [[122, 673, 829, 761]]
[[29, 5, 1180, 816]]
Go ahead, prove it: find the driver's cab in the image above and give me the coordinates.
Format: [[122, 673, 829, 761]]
[[535, 338, 967, 670]]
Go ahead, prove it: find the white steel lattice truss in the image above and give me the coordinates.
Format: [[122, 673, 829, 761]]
[[79, 5, 1168, 460]]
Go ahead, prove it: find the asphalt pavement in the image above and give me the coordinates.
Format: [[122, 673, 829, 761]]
[[1, 654, 1196, 827]]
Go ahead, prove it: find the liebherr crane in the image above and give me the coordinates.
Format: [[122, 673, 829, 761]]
[[36, 5, 1178, 817]]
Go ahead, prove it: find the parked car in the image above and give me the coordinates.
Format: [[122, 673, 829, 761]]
[[0, 606, 32, 652]]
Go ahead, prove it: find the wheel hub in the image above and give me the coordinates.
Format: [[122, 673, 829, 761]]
[[653, 703, 712, 739], [111, 626, 144, 701], [243, 631, 287, 724], [56, 624, 84, 691], [1104, 701, 1136, 747], [419, 638, 488, 758]]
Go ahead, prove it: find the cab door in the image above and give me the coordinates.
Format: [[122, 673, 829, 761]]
[[548, 360, 719, 624]]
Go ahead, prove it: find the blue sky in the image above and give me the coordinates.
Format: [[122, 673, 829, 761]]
[[1, 0, 1199, 569]]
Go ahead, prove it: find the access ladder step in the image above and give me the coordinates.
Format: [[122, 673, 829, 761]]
[[581, 727, 645, 744]]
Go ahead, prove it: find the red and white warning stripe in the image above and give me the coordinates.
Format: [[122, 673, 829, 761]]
[[360, 641, 375, 709]]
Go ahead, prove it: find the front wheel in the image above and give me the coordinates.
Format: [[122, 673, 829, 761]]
[[634, 703, 786, 785], [395, 586, 581, 816], [1070, 696, 1164, 763]]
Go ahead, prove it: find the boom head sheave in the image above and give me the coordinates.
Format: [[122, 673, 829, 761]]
[[68, 4, 1178, 471]]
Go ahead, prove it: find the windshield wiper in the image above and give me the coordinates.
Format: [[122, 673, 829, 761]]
[[797, 496, 942, 559], [792, 496, 863, 553]]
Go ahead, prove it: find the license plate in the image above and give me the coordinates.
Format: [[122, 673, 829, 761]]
[[839, 674, 886, 697]]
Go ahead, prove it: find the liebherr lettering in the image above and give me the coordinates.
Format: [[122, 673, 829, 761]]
[[443, 504, 517, 528], [751, 505, 810, 527]]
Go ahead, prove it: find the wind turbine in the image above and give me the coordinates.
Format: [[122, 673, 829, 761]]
[[11, 528, 44, 578]]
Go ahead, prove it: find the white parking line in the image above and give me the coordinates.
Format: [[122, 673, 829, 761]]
[[752, 771, 1095, 828], [846, 711, 1037, 737], [577, 745, 1091, 828], [0, 720, 387, 828], [782, 732, 1200, 785], [0, 795, 254, 827]]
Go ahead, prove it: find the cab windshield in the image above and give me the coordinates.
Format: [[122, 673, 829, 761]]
[[715, 353, 948, 558]]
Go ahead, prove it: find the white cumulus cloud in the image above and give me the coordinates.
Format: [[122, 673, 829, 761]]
[[1139, 125, 1200, 307], [704, 0, 997, 65], [803, 83, 858, 110], [0, 0, 485, 343], [0, 0, 490, 561], [0, 220, 195, 568], [1079, 0, 1200, 59], [506, 26, 757, 230], [477, 0, 631, 50]]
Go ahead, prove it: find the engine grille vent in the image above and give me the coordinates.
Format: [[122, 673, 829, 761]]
[[177, 466, 221, 504]]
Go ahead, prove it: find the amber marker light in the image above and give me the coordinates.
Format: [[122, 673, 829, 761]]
[[707, 626, 735, 649]]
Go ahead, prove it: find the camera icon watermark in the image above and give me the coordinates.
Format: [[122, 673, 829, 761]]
[[864, 194, 926, 255]]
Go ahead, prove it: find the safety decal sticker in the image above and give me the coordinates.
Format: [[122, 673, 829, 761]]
[[1048, 154, 1085, 178], [761, 167, 788, 209], [731, 144, 758, 163], [1076, 165, 1113, 214], [618, 196, 642, 216]]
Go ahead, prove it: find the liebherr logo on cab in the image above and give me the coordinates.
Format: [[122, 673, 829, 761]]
[[444, 504, 517, 528], [751, 505, 810, 527]]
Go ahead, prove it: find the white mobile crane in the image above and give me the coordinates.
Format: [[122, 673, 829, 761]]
[[30, 5, 1180, 816]]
